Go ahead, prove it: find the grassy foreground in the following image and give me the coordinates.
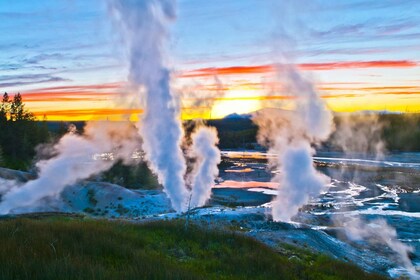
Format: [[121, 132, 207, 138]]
[[0, 217, 386, 280]]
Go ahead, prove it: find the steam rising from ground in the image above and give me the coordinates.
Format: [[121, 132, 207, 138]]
[[332, 113, 385, 158], [253, 82, 332, 222], [343, 217, 415, 273], [110, 0, 220, 212], [271, 142, 328, 222], [0, 122, 139, 214], [110, 0, 190, 212], [332, 113, 416, 273], [0, 0, 221, 214], [253, 68, 333, 222], [188, 126, 221, 208], [250, 1, 334, 222]]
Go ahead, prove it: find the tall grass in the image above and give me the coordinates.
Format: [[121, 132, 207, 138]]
[[0, 217, 386, 279]]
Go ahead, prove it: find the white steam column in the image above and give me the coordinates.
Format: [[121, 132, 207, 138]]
[[189, 126, 221, 208], [110, 0, 190, 212]]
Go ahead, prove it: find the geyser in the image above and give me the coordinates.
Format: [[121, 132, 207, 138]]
[[109, 0, 189, 212], [110, 0, 220, 212], [250, 0, 334, 222], [253, 67, 333, 222], [0, 0, 221, 215], [188, 126, 221, 208]]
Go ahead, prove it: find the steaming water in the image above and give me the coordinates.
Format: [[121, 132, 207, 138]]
[[219, 150, 420, 277], [221, 151, 420, 170]]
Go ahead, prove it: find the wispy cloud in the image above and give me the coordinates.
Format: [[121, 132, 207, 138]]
[[22, 91, 114, 102], [22, 53, 64, 64], [32, 108, 143, 119], [310, 21, 418, 38], [20, 82, 123, 102], [181, 60, 418, 78], [0, 75, 70, 88], [299, 60, 417, 70]]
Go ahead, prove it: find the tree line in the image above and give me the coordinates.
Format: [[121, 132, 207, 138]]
[[206, 115, 420, 152], [0, 92, 49, 169]]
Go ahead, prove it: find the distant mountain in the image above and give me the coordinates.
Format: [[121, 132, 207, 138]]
[[223, 113, 252, 119]]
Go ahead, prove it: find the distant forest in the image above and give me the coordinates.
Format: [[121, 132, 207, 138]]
[[0, 93, 419, 173], [205, 114, 420, 152]]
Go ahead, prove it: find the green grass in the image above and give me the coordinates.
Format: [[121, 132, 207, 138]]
[[0, 217, 387, 280]]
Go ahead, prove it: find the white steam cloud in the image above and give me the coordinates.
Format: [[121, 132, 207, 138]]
[[188, 126, 221, 208], [332, 113, 415, 273], [272, 141, 329, 222], [109, 0, 190, 212], [110, 0, 220, 212], [0, 122, 139, 214], [343, 217, 415, 274], [332, 113, 385, 158], [251, 1, 334, 222], [253, 68, 333, 222], [0, 0, 221, 215]]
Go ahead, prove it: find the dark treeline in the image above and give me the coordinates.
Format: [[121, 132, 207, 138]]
[[203, 114, 420, 152], [183, 118, 258, 150], [381, 114, 420, 151], [0, 93, 49, 169]]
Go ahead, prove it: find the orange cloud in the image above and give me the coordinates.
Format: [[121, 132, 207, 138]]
[[299, 60, 417, 70], [181, 60, 418, 78], [21, 82, 125, 103], [184, 95, 293, 102], [321, 93, 360, 99], [181, 65, 274, 78], [320, 85, 420, 96], [33, 108, 143, 119], [22, 91, 115, 102]]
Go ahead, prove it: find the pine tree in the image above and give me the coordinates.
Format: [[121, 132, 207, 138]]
[[10, 93, 33, 121], [0, 92, 10, 123]]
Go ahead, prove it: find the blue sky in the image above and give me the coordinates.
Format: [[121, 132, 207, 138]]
[[0, 0, 419, 119]]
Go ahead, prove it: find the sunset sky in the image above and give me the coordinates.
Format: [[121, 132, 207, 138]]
[[0, 0, 419, 120]]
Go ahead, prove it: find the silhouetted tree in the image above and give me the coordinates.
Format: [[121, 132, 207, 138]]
[[0, 92, 10, 123], [0, 92, 49, 169], [10, 93, 34, 121]]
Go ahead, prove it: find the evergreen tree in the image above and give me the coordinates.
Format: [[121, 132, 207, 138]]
[[0, 92, 10, 123], [10, 93, 33, 122]]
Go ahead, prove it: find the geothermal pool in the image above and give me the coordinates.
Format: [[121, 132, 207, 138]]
[[213, 150, 420, 277]]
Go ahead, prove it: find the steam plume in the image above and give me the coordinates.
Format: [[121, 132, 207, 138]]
[[0, 122, 139, 214], [110, 0, 189, 212], [343, 217, 415, 273], [250, 1, 334, 222], [253, 68, 333, 222], [332, 113, 385, 158], [272, 141, 329, 222], [189, 126, 220, 208], [332, 113, 415, 273]]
